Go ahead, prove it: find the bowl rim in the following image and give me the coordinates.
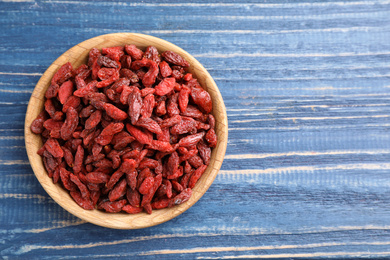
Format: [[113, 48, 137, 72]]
[[24, 32, 228, 229]]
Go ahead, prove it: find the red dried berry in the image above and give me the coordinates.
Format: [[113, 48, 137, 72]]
[[103, 103, 127, 121], [51, 62, 73, 85], [60, 107, 79, 141], [58, 80, 74, 104], [168, 188, 192, 207], [128, 87, 142, 124], [126, 124, 152, 145], [162, 51, 190, 67], [109, 178, 127, 202], [31, 111, 47, 134], [191, 86, 212, 114], [122, 204, 143, 214], [125, 44, 144, 60], [44, 138, 64, 158], [136, 117, 162, 135], [102, 46, 124, 61], [155, 77, 176, 96], [85, 110, 102, 130]]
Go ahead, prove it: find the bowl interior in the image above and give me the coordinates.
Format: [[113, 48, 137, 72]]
[[25, 33, 228, 229]]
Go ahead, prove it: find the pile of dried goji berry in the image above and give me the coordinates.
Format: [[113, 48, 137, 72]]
[[30, 44, 217, 214]]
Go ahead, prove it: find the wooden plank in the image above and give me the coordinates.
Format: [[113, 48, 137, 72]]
[[1, 0, 390, 258]]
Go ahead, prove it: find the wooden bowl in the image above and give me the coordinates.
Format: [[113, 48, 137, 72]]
[[24, 33, 228, 229]]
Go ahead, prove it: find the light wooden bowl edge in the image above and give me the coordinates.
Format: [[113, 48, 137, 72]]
[[25, 33, 228, 229]]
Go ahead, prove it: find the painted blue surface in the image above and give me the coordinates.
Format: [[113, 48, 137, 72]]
[[2, 0, 390, 259]]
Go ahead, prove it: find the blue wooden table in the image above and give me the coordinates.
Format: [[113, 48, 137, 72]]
[[2, 0, 390, 259]]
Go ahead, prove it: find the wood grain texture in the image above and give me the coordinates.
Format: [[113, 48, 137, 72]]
[[2, 0, 390, 258]]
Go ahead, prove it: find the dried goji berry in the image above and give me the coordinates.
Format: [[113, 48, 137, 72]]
[[44, 138, 64, 158], [138, 157, 159, 170], [178, 132, 205, 147], [138, 176, 155, 195], [143, 203, 153, 214], [120, 68, 139, 84], [191, 86, 213, 114], [159, 114, 181, 129], [168, 188, 192, 207], [103, 103, 127, 121], [140, 93, 155, 119], [152, 198, 170, 209], [45, 83, 59, 99], [141, 174, 162, 207], [85, 171, 110, 184], [162, 51, 190, 67], [197, 141, 211, 165], [85, 110, 102, 130], [171, 117, 197, 135], [62, 146, 74, 167], [102, 46, 124, 62], [70, 173, 90, 200], [90, 190, 101, 206], [181, 105, 203, 119], [61, 107, 79, 140], [179, 147, 198, 163], [188, 155, 204, 169], [178, 86, 191, 113], [147, 140, 173, 153], [125, 44, 144, 60], [136, 117, 162, 135], [111, 131, 135, 150], [93, 158, 113, 168], [119, 85, 133, 105], [96, 69, 119, 88], [31, 111, 47, 134], [62, 96, 81, 113], [171, 180, 184, 192], [167, 93, 180, 117], [128, 87, 142, 124], [120, 55, 132, 69], [98, 199, 127, 213], [155, 77, 176, 96], [159, 61, 172, 78], [144, 46, 161, 64], [172, 69, 183, 81], [60, 167, 76, 191], [70, 190, 94, 210], [155, 100, 167, 116], [58, 80, 74, 104], [73, 80, 97, 97], [167, 166, 184, 180], [106, 169, 124, 191], [74, 64, 90, 78], [205, 128, 218, 148], [142, 59, 159, 88], [51, 62, 73, 85], [122, 204, 143, 214], [88, 48, 101, 67], [126, 124, 152, 145], [208, 114, 216, 129], [188, 164, 207, 189], [109, 178, 127, 202], [126, 169, 138, 190], [73, 145, 84, 174], [167, 151, 179, 176], [96, 122, 124, 146], [141, 87, 155, 97], [97, 56, 119, 69]]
